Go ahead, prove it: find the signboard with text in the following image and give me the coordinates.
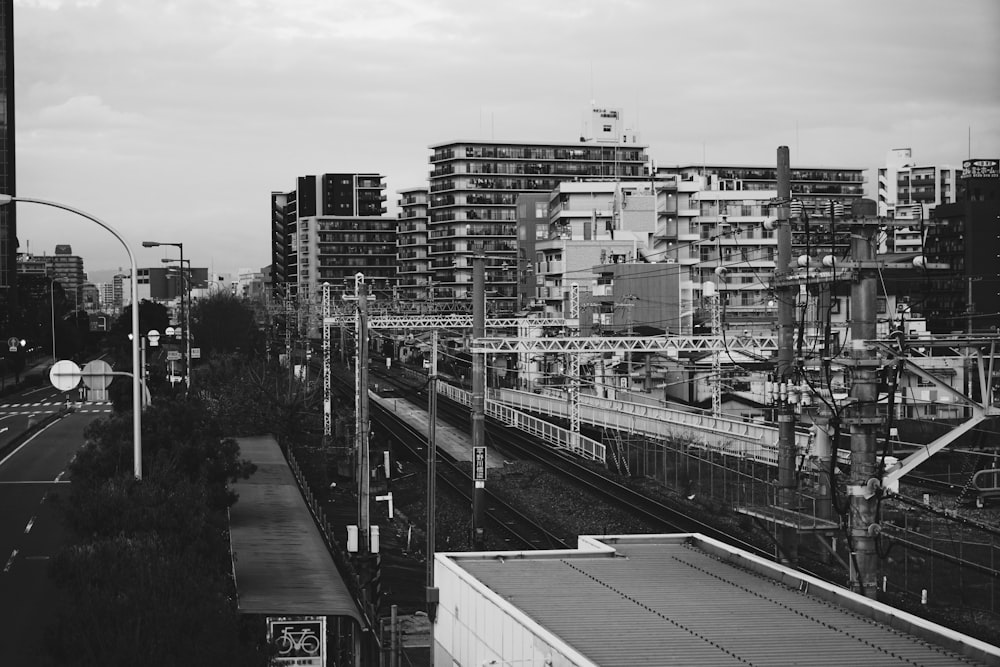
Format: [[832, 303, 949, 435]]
[[473, 446, 487, 482], [268, 617, 325, 666], [962, 159, 999, 179]]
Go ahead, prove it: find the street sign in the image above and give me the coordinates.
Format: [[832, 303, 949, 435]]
[[473, 446, 487, 482], [147, 329, 160, 347], [268, 617, 325, 666], [49, 359, 82, 391], [7, 337, 18, 352], [191, 347, 201, 359], [82, 359, 114, 391], [166, 351, 182, 361]]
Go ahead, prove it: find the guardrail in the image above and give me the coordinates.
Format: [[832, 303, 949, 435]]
[[437, 382, 605, 462]]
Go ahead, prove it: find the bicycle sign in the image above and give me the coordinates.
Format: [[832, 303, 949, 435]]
[[268, 617, 325, 666]]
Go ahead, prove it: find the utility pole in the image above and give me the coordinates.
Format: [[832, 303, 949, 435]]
[[426, 330, 439, 661], [471, 256, 486, 549], [775, 146, 799, 563], [356, 275, 371, 554], [844, 220, 881, 598]]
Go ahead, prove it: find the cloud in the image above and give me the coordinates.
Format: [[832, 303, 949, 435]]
[[35, 94, 145, 130]]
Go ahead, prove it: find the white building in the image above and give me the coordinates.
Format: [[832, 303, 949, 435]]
[[877, 148, 961, 253]]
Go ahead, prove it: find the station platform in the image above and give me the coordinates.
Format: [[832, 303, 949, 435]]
[[370, 392, 506, 470]]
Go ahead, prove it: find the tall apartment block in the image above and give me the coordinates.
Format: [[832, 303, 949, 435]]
[[877, 148, 961, 253], [396, 187, 430, 305], [654, 164, 866, 334], [427, 115, 649, 311], [271, 173, 393, 304], [0, 0, 15, 340]]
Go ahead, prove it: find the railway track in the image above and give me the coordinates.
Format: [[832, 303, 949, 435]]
[[368, 364, 774, 559], [335, 372, 571, 551]]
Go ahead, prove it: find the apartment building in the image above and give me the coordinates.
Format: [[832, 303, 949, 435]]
[[396, 187, 431, 306], [271, 173, 394, 303], [427, 121, 650, 311], [654, 164, 866, 334], [877, 148, 961, 254]]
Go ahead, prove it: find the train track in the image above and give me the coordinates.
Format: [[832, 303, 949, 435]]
[[335, 372, 571, 551], [368, 364, 774, 559]]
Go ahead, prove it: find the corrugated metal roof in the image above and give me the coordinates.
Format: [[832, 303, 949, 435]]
[[456, 537, 995, 666], [229, 435, 362, 622]]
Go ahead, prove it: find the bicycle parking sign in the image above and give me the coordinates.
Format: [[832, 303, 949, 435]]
[[268, 617, 325, 666]]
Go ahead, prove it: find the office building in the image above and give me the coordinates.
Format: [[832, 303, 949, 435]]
[[0, 0, 15, 340], [427, 110, 650, 311], [924, 158, 1000, 334]]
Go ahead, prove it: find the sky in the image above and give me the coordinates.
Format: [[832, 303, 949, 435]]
[[12, 0, 1000, 281]]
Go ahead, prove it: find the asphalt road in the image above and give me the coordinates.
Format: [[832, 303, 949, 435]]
[[0, 395, 109, 666]]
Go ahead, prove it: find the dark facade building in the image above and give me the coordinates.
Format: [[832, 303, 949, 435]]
[[924, 159, 1000, 334], [0, 0, 15, 340]]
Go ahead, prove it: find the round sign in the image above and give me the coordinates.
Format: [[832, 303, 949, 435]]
[[50, 359, 82, 391], [82, 359, 114, 391], [147, 329, 161, 346], [165, 326, 175, 337]]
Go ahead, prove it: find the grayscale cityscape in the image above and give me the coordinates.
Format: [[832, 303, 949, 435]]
[[0, 1, 999, 666]]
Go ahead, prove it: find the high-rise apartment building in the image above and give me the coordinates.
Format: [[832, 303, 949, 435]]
[[427, 120, 649, 311], [0, 0, 15, 340], [40, 245, 87, 307], [396, 187, 430, 305], [271, 173, 394, 303]]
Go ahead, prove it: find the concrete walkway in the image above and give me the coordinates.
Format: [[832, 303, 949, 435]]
[[371, 393, 506, 470]]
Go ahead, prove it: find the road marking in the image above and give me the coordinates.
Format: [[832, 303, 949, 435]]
[[0, 416, 67, 468], [24, 516, 35, 534], [0, 480, 71, 485], [3, 549, 17, 573], [55, 471, 65, 482], [23, 556, 50, 561]]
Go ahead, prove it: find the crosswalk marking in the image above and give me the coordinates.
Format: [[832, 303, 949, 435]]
[[0, 401, 112, 408]]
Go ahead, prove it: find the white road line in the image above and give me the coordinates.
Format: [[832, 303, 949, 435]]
[[24, 516, 35, 534], [0, 480, 71, 485], [0, 416, 66, 468], [3, 549, 17, 573], [54, 471, 65, 482]]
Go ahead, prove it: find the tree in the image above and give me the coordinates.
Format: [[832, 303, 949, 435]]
[[191, 292, 264, 357], [109, 300, 171, 345], [49, 392, 268, 665]]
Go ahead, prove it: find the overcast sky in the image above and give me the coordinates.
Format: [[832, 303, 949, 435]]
[[13, 0, 1000, 280]]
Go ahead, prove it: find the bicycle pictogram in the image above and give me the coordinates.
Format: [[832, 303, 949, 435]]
[[275, 626, 320, 656]]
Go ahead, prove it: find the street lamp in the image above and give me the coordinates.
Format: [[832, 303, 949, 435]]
[[142, 241, 189, 389], [1, 195, 143, 480], [162, 258, 192, 386]]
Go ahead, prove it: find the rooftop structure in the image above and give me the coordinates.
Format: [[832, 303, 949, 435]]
[[434, 533, 1000, 666]]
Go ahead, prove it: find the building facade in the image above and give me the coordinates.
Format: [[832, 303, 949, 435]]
[[426, 136, 650, 311], [924, 158, 1000, 334], [877, 148, 961, 254], [654, 164, 866, 335], [0, 0, 15, 340], [271, 173, 394, 304], [396, 187, 431, 306]]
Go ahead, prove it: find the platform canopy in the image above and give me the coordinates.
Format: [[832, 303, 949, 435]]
[[229, 435, 361, 623]]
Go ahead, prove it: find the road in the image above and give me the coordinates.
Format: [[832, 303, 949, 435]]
[[0, 388, 111, 666]]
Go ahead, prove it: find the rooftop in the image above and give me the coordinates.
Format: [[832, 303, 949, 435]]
[[440, 533, 1000, 666]]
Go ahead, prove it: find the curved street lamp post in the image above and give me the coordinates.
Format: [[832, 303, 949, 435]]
[[1, 195, 143, 480]]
